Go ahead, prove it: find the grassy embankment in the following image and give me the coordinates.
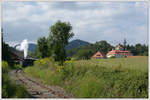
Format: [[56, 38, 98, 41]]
[[2, 61, 29, 98], [24, 57, 148, 98]]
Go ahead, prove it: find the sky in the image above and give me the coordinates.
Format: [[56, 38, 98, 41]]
[[2, 1, 148, 47]]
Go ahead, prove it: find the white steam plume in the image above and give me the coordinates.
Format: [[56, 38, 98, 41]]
[[20, 39, 28, 59]]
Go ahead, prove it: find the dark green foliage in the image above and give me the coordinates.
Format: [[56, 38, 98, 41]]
[[49, 20, 74, 65], [65, 39, 89, 50], [143, 51, 148, 56], [66, 40, 114, 58], [66, 57, 71, 60], [95, 40, 114, 55], [66, 40, 148, 57], [126, 44, 148, 56], [74, 49, 93, 60], [2, 29, 14, 66], [14, 64, 22, 70], [2, 42, 14, 66], [36, 37, 51, 58]]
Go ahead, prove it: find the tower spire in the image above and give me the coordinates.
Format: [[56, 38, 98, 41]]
[[123, 38, 127, 50]]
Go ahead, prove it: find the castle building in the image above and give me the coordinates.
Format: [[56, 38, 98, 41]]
[[106, 44, 133, 58]]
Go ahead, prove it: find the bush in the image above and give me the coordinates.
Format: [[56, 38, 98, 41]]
[[74, 49, 92, 60], [14, 64, 22, 69], [2, 61, 9, 73], [58, 60, 74, 80], [34, 58, 55, 69], [66, 57, 71, 60]]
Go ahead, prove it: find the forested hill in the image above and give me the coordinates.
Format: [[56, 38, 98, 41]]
[[27, 39, 148, 58], [28, 39, 90, 53], [65, 39, 90, 50]]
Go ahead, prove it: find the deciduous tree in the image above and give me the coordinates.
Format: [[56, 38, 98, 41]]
[[36, 37, 50, 58], [49, 20, 74, 65]]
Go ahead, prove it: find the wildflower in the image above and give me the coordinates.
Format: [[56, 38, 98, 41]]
[[57, 66, 64, 72], [64, 60, 73, 64], [60, 66, 64, 69]]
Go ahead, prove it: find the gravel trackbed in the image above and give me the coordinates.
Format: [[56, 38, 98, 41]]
[[10, 70, 73, 98]]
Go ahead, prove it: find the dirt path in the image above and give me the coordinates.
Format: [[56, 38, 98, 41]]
[[9, 70, 73, 98]]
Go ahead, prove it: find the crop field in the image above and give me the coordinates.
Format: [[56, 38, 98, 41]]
[[24, 57, 148, 98]]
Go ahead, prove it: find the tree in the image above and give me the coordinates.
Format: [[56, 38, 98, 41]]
[[36, 37, 50, 58], [135, 44, 143, 55], [74, 49, 93, 60], [65, 40, 114, 58], [49, 20, 74, 65], [2, 42, 12, 63], [95, 40, 113, 54], [126, 44, 148, 56], [2, 29, 14, 65]]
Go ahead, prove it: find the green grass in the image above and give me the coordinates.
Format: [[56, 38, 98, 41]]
[[24, 57, 148, 98], [2, 74, 29, 98], [2, 61, 29, 98]]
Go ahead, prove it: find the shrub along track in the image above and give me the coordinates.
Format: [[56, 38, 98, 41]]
[[10, 70, 72, 98]]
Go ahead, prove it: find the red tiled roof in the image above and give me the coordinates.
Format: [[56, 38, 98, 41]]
[[92, 51, 105, 58], [107, 50, 132, 56]]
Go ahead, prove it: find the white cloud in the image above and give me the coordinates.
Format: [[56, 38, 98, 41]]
[[2, 2, 148, 45]]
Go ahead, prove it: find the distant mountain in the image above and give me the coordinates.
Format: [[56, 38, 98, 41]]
[[27, 39, 90, 53], [65, 39, 90, 50], [28, 43, 37, 53]]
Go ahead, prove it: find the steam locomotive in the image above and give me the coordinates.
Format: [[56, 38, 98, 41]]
[[11, 47, 36, 67]]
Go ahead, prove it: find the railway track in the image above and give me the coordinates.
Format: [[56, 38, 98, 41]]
[[11, 70, 72, 98]]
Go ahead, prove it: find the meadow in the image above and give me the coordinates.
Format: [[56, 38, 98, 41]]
[[24, 57, 148, 98]]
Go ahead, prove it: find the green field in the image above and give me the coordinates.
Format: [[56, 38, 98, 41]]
[[24, 57, 148, 98]]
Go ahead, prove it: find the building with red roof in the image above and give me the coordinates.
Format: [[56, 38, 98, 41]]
[[106, 44, 133, 58], [92, 51, 105, 59]]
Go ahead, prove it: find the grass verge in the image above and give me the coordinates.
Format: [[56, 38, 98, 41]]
[[24, 57, 148, 98]]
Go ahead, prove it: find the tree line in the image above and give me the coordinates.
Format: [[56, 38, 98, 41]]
[[2, 20, 148, 64], [36, 20, 74, 65], [66, 40, 148, 60], [2, 21, 74, 66], [35, 21, 148, 60]]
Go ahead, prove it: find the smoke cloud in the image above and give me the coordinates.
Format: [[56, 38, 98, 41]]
[[20, 39, 28, 58]]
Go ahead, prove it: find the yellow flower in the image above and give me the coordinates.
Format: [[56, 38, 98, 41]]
[[60, 66, 64, 69], [57, 66, 64, 72], [64, 60, 73, 64]]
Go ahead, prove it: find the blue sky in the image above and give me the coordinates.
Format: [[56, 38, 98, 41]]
[[2, 1, 148, 46]]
